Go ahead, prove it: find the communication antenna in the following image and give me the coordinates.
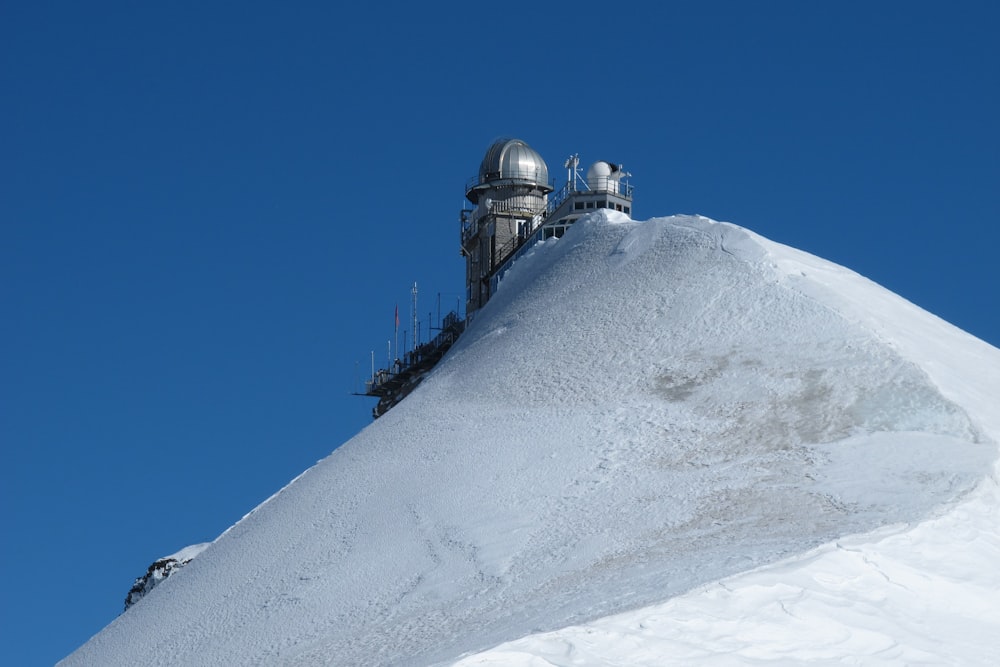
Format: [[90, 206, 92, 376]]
[[411, 282, 419, 351], [564, 154, 580, 191]]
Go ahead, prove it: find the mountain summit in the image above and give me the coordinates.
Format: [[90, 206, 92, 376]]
[[62, 213, 999, 666]]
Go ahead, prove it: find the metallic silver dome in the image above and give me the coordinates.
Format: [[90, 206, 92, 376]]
[[477, 138, 550, 188]]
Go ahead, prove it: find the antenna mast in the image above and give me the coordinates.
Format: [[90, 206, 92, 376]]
[[411, 282, 419, 351], [565, 154, 580, 191]]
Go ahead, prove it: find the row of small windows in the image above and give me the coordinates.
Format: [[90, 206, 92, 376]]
[[573, 200, 631, 214]]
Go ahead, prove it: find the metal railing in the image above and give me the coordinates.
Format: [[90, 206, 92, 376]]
[[546, 176, 634, 206], [465, 169, 551, 193], [364, 310, 466, 397]]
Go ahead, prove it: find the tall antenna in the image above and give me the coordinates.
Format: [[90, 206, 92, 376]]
[[411, 282, 419, 351], [564, 154, 580, 191]]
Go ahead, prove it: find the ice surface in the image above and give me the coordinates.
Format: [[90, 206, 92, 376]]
[[61, 213, 998, 666]]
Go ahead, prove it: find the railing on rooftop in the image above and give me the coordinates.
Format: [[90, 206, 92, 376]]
[[547, 176, 634, 208]]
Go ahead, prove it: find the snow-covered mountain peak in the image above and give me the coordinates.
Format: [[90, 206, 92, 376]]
[[62, 212, 999, 666]]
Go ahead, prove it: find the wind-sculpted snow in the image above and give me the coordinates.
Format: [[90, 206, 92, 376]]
[[62, 213, 997, 666]]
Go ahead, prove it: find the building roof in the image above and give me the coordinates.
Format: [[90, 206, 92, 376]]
[[466, 138, 551, 202]]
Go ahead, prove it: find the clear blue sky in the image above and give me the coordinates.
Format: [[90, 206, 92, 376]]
[[2, 2, 997, 664]]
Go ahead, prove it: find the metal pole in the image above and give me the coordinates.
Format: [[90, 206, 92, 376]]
[[411, 282, 418, 350]]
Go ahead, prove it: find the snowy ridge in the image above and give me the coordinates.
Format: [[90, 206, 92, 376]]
[[61, 213, 998, 666], [449, 216, 1000, 665]]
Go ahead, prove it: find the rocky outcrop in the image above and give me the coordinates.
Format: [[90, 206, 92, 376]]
[[124, 543, 209, 611]]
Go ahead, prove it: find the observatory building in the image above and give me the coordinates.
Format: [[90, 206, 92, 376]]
[[460, 138, 633, 314], [361, 138, 633, 418]]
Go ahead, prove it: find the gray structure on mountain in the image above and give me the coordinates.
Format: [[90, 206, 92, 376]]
[[460, 138, 633, 315], [361, 138, 633, 417]]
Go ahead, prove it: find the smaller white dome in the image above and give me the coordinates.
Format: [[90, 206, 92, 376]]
[[586, 161, 621, 194]]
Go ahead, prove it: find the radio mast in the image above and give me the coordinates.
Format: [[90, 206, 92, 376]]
[[411, 282, 419, 351]]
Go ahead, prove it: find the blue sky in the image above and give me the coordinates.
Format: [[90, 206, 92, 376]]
[[2, 1, 997, 664]]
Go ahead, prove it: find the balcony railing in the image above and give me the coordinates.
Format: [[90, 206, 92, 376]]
[[465, 169, 551, 193]]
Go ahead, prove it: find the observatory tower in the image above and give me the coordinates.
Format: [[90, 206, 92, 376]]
[[461, 138, 553, 313], [460, 139, 634, 316]]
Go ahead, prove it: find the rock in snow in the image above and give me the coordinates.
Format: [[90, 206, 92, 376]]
[[61, 213, 999, 666], [124, 543, 210, 611]]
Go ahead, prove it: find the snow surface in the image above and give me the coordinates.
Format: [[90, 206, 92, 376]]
[[61, 213, 999, 666]]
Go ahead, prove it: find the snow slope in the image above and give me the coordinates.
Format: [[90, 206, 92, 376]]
[[450, 216, 1000, 665], [61, 213, 998, 666]]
